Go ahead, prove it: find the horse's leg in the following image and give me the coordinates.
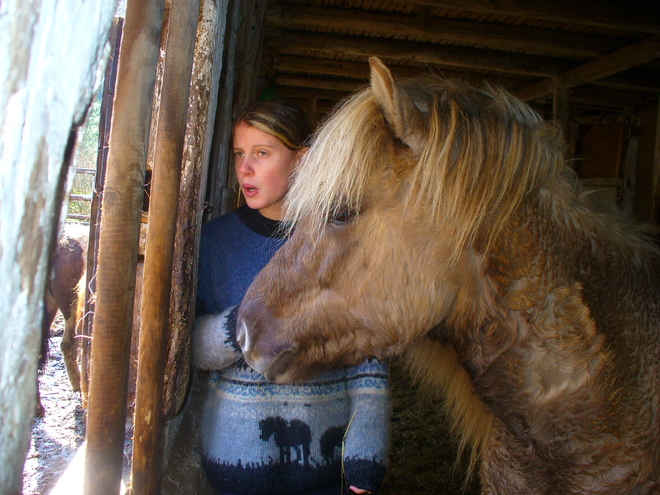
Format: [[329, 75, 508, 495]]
[[60, 303, 81, 392], [36, 285, 59, 416]]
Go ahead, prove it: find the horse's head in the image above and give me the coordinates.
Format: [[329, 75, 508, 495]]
[[237, 57, 564, 383]]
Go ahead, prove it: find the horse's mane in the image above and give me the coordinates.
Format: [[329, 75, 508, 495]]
[[285, 75, 567, 259]]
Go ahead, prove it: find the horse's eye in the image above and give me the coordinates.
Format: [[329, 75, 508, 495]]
[[329, 207, 356, 226]]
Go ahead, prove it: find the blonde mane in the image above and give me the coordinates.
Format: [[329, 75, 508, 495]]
[[285, 75, 567, 260]]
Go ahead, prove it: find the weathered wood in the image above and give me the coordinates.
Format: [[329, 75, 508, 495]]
[[652, 97, 660, 223], [206, 0, 243, 219], [83, 0, 165, 493], [553, 86, 570, 145], [233, 0, 269, 115], [0, 1, 117, 493], [400, 0, 660, 33], [268, 5, 627, 59], [163, 0, 231, 421], [207, 0, 268, 220], [518, 34, 660, 102], [275, 73, 363, 92], [276, 31, 572, 77], [130, 0, 201, 491], [621, 118, 640, 213]]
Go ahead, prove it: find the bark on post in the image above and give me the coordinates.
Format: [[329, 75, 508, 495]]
[[163, 0, 231, 420], [83, 1, 165, 494], [130, 0, 201, 491]]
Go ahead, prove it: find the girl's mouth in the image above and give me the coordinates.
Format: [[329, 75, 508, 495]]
[[243, 185, 259, 198]]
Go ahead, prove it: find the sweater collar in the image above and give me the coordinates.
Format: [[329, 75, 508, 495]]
[[236, 205, 288, 239]]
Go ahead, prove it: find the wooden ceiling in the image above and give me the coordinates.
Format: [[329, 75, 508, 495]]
[[258, 0, 660, 120]]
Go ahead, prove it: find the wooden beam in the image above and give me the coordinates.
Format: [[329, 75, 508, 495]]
[[536, 85, 657, 112], [400, 0, 660, 33], [275, 73, 364, 92], [268, 5, 628, 59], [271, 54, 529, 89], [272, 55, 417, 79], [275, 31, 573, 77], [518, 34, 660, 101], [278, 85, 353, 102]]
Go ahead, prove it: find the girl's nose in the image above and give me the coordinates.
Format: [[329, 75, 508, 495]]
[[237, 157, 254, 176]]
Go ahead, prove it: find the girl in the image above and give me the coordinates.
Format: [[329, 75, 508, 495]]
[[194, 99, 391, 495]]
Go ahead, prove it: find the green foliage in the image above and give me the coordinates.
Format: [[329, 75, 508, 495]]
[[67, 91, 102, 221]]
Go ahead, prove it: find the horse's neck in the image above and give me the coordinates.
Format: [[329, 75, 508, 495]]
[[454, 199, 659, 377]]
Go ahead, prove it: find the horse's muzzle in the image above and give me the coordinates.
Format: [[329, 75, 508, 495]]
[[236, 298, 298, 382]]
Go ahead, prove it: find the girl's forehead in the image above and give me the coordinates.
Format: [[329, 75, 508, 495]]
[[233, 121, 280, 148]]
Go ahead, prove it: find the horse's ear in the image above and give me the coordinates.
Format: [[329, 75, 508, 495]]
[[369, 57, 427, 152]]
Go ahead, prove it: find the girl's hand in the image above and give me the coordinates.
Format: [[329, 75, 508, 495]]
[[349, 487, 371, 494]]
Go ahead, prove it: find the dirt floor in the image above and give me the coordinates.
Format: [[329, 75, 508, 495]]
[[23, 313, 86, 495], [23, 313, 480, 494]]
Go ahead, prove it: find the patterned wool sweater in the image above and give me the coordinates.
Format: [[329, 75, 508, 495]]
[[195, 205, 391, 495]]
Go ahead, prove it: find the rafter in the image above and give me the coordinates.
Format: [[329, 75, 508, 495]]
[[401, 0, 660, 33], [273, 31, 574, 77], [268, 5, 629, 59], [517, 34, 660, 101]]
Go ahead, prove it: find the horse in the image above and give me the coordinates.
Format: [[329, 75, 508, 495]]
[[259, 416, 312, 466], [38, 223, 88, 415], [236, 57, 660, 494]]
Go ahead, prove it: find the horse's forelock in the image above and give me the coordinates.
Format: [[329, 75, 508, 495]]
[[284, 89, 387, 235]]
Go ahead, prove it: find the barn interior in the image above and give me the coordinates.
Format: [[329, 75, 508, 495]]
[[5, 0, 660, 494]]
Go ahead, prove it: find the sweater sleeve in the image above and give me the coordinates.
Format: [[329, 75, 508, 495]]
[[192, 305, 243, 371], [342, 359, 391, 494]]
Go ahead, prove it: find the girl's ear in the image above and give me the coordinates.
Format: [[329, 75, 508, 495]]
[[296, 147, 308, 162]]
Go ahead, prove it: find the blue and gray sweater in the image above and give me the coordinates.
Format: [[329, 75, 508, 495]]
[[195, 205, 391, 495]]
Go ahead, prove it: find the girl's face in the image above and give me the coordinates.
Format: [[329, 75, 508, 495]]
[[233, 121, 300, 220]]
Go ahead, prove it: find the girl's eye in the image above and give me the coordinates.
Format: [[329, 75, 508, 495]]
[[257, 150, 268, 157], [329, 207, 356, 226], [234, 151, 244, 158]]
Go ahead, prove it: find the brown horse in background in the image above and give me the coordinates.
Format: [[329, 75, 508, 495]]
[[237, 58, 660, 493], [38, 223, 88, 414]]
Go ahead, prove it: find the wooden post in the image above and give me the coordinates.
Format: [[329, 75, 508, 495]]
[[553, 86, 570, 148], [130, 0, 200, 492], [163, 0, 231, 420], [0, 1, 117, 493], [81, 17, 124, 406], [206, 0, 242, 220], [83, 1, 165, 494], [621, 117, 639, 213], [652, 97, 660, 223]]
